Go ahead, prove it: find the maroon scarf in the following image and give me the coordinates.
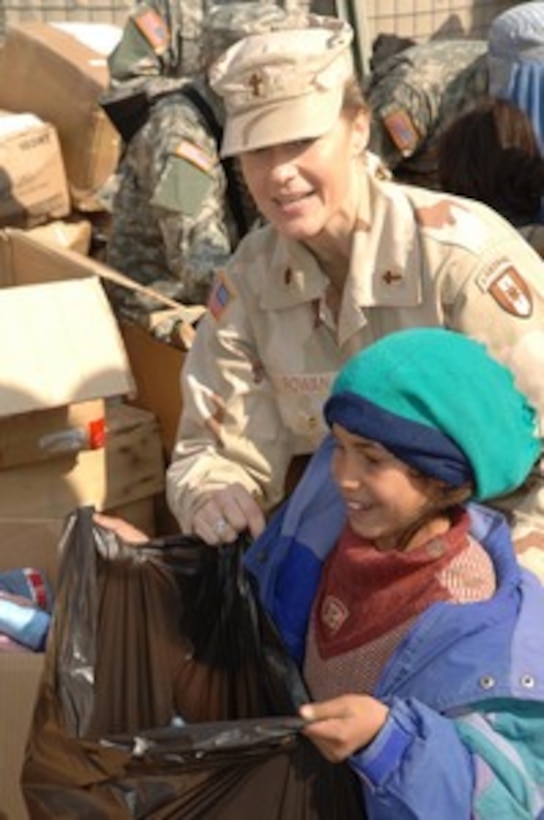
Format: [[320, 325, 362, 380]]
[[312, 509, 490, 660]]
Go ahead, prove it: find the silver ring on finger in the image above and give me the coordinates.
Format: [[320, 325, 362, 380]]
[[214, 517, 228, 537]]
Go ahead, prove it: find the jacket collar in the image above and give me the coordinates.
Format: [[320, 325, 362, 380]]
[[257, 173, 425, 330]]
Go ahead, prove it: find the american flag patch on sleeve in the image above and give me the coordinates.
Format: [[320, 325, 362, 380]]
[[134, 8, 169, 53], [382, 105, 420, 155], [175, 140, 215, 173], [208, 270, 236, 320]]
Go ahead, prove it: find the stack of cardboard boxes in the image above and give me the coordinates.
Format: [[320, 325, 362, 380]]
[[0, 229, 169, 820], [0, 21, 121, 228], [0, 24, 179, 818]]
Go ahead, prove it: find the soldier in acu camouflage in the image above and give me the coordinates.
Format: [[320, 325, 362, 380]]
[[365, 40, 490, 188], [108, 0, 315, 83], [105, 3, 289, 339]]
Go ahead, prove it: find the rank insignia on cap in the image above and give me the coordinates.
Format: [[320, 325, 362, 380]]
[[134, 8, 169, 53], [175, 140, 215, 174], [208, 270, 236, 320], [488, 266, 533, 318], [382, 105, 420, 155]]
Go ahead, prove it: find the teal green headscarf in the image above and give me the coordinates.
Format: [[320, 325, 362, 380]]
[[324, 328, 541, 501]]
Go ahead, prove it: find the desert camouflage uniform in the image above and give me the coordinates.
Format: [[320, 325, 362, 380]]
[[366, 40, 489, 188], [166, 168, 544, 539]]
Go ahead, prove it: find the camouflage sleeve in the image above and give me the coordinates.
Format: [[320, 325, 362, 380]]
[[367, 78, 431, 170], [366, 42, 487, 172], [166, 265, 293, 532], [108, 2, 172, 82], [106, 90, 235, 319], [108, 0, 207, 83]]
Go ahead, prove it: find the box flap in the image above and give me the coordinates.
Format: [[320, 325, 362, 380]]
[[0, 277, 133, 416]]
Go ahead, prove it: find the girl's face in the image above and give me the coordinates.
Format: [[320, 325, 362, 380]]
[[331, 424, 446, 551], [239, 112, 369, 244]]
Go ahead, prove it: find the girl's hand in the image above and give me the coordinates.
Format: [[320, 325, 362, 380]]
[[299, 694, 389, 762]]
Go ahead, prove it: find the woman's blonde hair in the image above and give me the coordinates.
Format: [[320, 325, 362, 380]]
[[342, 77, 370, 119]]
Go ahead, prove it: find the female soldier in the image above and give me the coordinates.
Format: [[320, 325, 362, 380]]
[[165, 14, 544, 546]]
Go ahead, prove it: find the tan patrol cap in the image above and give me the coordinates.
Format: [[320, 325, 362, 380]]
[[208, 14, 354, 157]]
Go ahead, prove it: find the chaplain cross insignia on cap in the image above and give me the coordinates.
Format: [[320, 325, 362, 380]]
[[248, 72, 264, 97]]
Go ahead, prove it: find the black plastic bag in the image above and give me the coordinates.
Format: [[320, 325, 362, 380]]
[[22, 506, 364, 818]]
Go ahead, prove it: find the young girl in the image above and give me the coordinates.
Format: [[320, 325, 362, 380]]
[[245, 327, 544, 819]]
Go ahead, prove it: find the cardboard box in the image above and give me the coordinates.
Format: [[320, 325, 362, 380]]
[[0, 227, 204, 460], [0, 404, 165, 520], [0, 398, 105, 470], [0, 517, 63, 820], [0, 112, 70, 228], [120, 320, 185, 458], [0, 231, 166, 818], [0, 22, 121, 210], [0, 227, 134, 417], [25, 217, 93, 256]]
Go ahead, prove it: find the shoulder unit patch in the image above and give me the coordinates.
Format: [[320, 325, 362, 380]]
[[488, 266, 533, 318]]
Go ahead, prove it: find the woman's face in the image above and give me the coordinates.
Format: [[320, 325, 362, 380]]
[[239, 112, 368, 244]]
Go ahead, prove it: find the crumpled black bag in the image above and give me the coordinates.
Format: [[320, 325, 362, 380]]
[[22, 506, 365, 819]]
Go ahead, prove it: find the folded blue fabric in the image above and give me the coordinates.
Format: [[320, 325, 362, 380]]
[[0, 597, 50, 650], [0, 567, 53, 611], [0, 567, 53, 650]]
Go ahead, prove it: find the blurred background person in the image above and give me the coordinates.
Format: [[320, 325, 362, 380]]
[[103, 3, 287, 342], [108, 0, 317, 83], [365, 38, 489, 188], [438, 97, 544, 256], [488, 1, 544, 154]]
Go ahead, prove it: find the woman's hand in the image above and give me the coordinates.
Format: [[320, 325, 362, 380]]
[[191, 482, 266, 546], [300, 694, 389, 762]]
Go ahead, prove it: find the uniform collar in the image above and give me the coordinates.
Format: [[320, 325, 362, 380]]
[[259, 233, 329, 310], [258, 172, 425, 323]]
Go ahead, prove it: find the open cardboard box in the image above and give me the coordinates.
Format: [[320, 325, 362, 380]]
[[0, 229, 168, 531], [0, 233, 171, 817], [0, 227, 135, 479], [0, 517, 64, 820], [0, 225, 204, 469], [119, 319, 185, 459]]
